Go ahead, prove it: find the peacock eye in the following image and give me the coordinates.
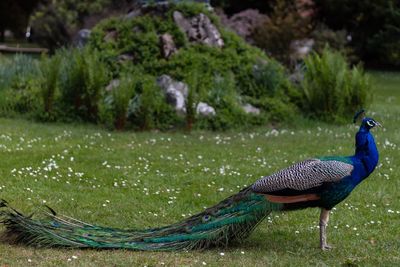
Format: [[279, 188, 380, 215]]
[[366, 120, 374, 127]]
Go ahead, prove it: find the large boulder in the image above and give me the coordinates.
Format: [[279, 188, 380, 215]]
[[218, 9, 269, 44], [242, 103, 260, 115], [173, 11, 224, 47], [160, 33, 177, 58], [157, 75, 188, 114], [196, 102, 216, 116], [74, 29, 91, 48]]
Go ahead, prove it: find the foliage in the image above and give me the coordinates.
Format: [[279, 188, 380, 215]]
[[99, 76, 136, 130], [88, 2, 295, 130], [367, 22, 400, 67], [0, 2, 375, 130], [252, 0, 312, 67], [0, 55, 39, 92], [301, 48, 370, 122], [313, 0, 400, 68], [58, 47, 109, 122], [0, 55, 40, 116], [29, 0, 132, 50], [38, 54, 61, 118], [311, 24, 357, 63], [128, 74, 178, 130]]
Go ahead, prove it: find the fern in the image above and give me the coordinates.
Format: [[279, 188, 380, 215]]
[[301, 48, 370, 122]]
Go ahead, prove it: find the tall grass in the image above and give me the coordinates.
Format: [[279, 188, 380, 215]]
[[99, 76, 136, 130], [39, 54, 61, 115], [301, 48, 370, 122], [59, 48, 108, 122], [0, 55, 40, 115], [133, 75, 174, 130]]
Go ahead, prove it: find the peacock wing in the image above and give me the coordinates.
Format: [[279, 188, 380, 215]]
[[251, 159, 353, 194]]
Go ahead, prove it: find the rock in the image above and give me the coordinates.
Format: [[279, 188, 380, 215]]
[[173, 11, 192, 34], [157, 75, 188, 114], [242, 103, 260, 115], [104, 30, 118, 42], [218, 9, 269, 44], [289, 64, 304, 84], [173, 11, 224, 47], [126, 9, 142, 19], [118, 53, 134, 62], [196, 102, 216, 116], [74, 29, 91, 48], [160, 33, 177, 58], [290, 39, 314, 60], [106, 79, 120, 92]]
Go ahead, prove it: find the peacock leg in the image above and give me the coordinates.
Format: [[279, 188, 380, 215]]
[[319, 208, 333, 250]]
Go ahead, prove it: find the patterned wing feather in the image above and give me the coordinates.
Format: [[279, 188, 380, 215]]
[[251, 159, 353, 193]]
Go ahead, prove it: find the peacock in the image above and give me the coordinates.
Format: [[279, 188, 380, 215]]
[[0, 110, 380, 251]]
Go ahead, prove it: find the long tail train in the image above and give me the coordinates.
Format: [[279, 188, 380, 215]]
[[0, 187, 282, 250]]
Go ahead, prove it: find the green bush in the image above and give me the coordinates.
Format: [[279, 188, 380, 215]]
[[99, 75, 136, 130], [128, 74, 178, 130], [38, 54, 62, 118], [301, 48, 370, 122], [0, 55, 41, 116], [87, 2, 298, 130], [58, 48, 109, 122], [0, 55, 39, 92], [200, 72, 250, 130], [3, 3, 372, 131]]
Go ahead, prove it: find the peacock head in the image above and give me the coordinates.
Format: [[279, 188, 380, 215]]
[[353, 109, 381, 130]]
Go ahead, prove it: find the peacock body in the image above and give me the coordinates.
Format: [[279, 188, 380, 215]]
[[0, 114, 380, 250]]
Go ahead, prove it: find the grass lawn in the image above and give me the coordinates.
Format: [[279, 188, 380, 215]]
[[0, 71, 399, 266]]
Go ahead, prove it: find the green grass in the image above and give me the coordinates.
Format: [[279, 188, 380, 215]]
[[0, 71, 399, 266]]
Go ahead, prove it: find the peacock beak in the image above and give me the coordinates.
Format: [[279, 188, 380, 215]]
[[375, 121, 382, 127]]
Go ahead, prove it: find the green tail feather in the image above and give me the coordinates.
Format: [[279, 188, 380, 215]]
[[0, 187, 283, 250]]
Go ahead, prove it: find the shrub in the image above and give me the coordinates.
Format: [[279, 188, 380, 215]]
[[199, 72, 250, 130], [87, 2, 296, 130], [248, 60, 291, 98], [127, 73, 178, 131], [0, 55, 41, 116], [0, 3, 320, 131], [301, 48, 370, 122], [38, 54, 62, 118], [99, 75, 136, 130], [0, 55, 39, 92], [59, 47, 109, 122]]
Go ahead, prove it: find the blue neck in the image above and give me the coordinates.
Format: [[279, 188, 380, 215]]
[[354, 126, 379, 177]]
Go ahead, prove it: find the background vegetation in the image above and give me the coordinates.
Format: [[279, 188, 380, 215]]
[[0, 2, 371, 131]]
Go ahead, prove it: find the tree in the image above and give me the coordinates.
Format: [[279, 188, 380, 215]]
[[29, 0, 133, 50], [314, 0, 400, 67]]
